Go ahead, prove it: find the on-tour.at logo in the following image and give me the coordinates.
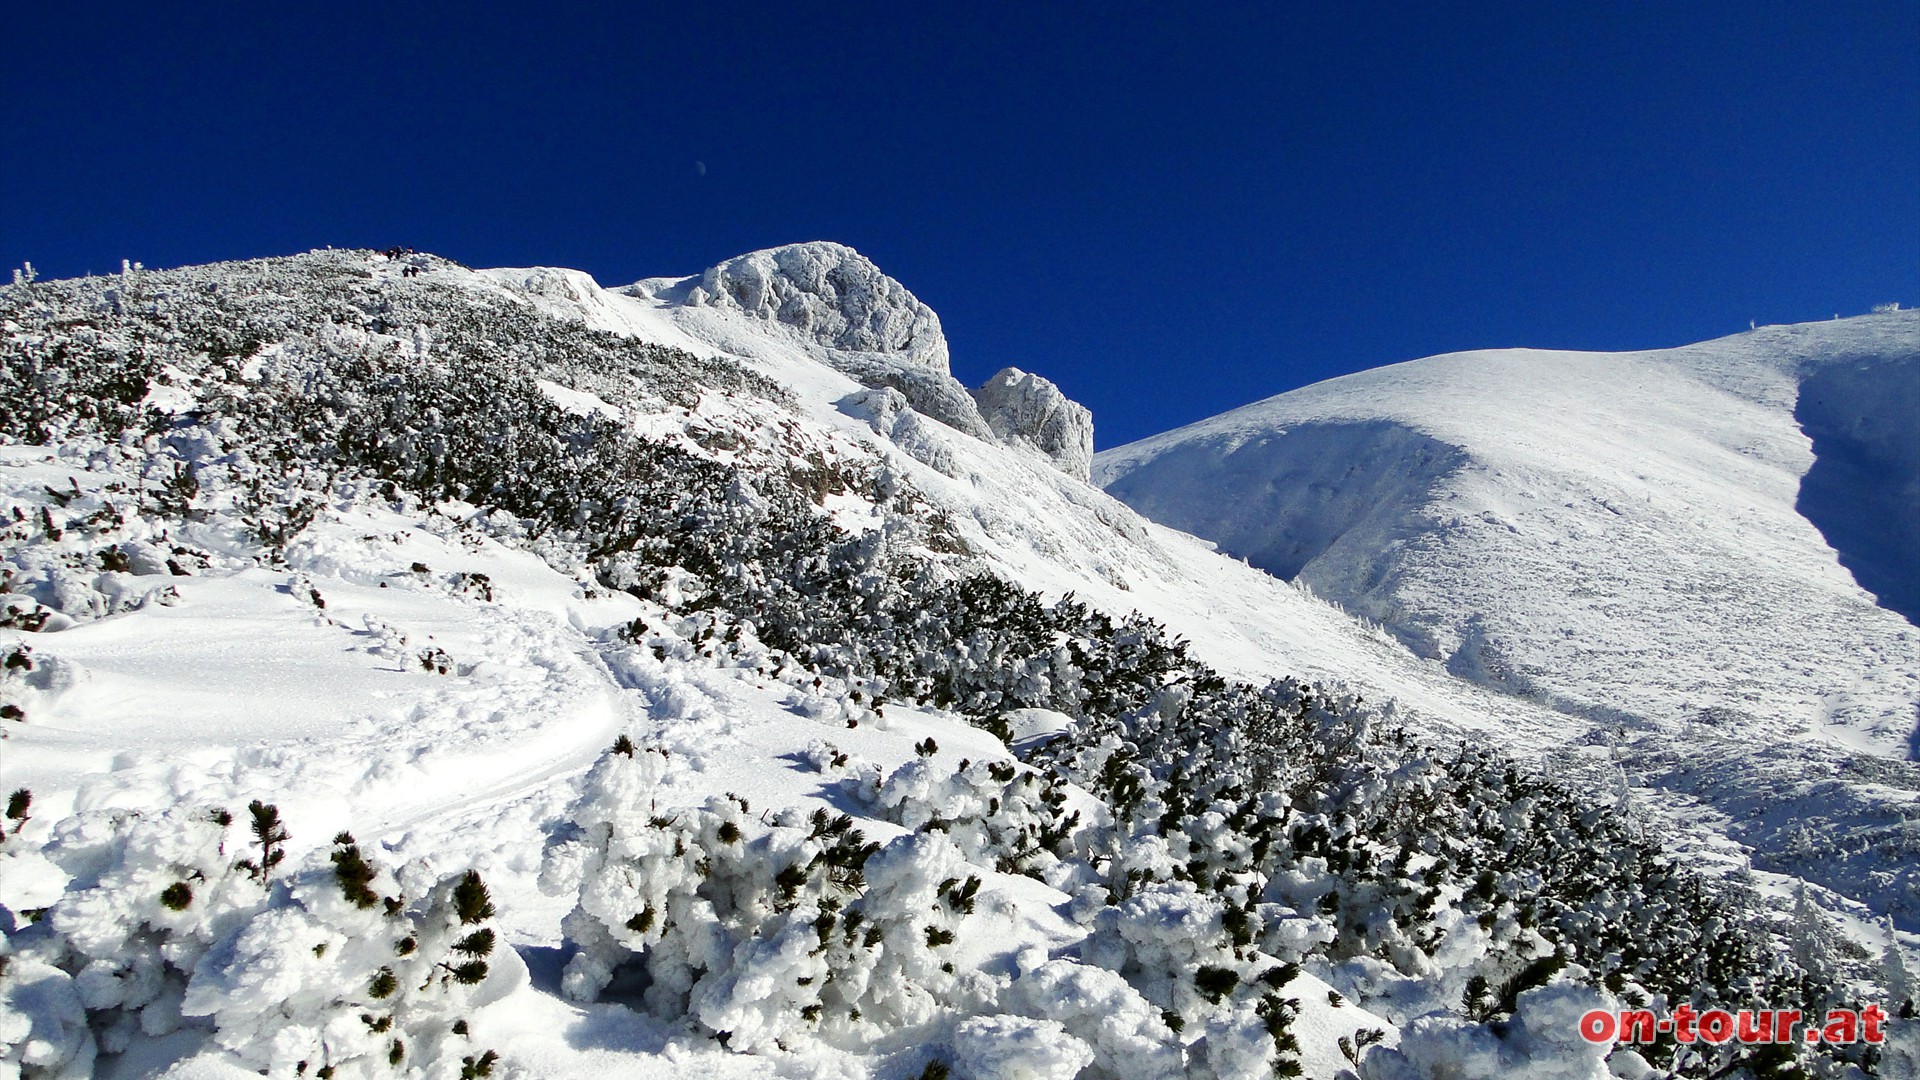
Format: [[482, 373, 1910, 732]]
[[1579, 1004, 1890, 1046]]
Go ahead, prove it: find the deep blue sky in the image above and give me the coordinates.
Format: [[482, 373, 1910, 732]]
[[6, 3, 1916, 448]]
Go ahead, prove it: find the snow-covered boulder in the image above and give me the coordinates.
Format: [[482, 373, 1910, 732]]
[[681, 241, 949, 373], [972, 368, 1094, 481]]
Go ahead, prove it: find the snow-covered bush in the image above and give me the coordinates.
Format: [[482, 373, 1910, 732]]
[[1002, 960, 1183, 1080], [0, 803, 512, 1078], [0, 469, 186, 645], [20, 803, 268, 1055], [1358, 974, 1615, 1080], [950, 1014, 1093, 1080], [183, 837, 514, 1078], [0, 940, 94, 1080], [545, 740, 993, 1054], [864, 753, 1082, 884]]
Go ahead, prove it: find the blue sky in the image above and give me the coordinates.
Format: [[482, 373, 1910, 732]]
[[5, 2, 1916, 447]]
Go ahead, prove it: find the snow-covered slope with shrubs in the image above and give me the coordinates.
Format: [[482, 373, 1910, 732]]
[[2, 248, 1913, 1079], [1097, 314, 1920, 921]]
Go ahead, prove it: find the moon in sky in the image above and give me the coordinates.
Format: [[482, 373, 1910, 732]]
[[694, 161, 707, 177]]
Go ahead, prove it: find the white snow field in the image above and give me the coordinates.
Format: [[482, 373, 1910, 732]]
[[1096, 311, 1920, 919], [3, 245, 1915, 1078]]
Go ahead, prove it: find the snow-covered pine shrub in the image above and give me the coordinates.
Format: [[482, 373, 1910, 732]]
[[949, 1014, 1093, 1080], [0, 472, 184, 637], [0, 303, 151, 446], [1076, 875, 1304, 1077], [1879, 934, 1920, 1080], [1357, 971, 1615, 1080], [183, 836, 512, 1078], [1002, 959, 1184, 1080], [0, 803, 510, 1079], [2, 250, 1858, 1077], [1, 792, 93, 1080], [0, 646, 31, 727], [0, 250, 778, 450], [863, 753, 1082, 885], [0, 791, 30, 841], [1031, 675, 1842, 1077], [544, 740, 992, 1054], [12, 803, 267, 1056], [0, 937, 95, 1080]]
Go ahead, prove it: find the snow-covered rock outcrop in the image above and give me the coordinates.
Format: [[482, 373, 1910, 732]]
[[973, 366, 1095, 481], [633, 242, 999, 440], [673, 241, 948, 371], [632, 243, 1102, 474]]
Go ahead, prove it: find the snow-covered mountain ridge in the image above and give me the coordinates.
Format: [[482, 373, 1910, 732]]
[[1097, 312, 1920, 923], [0, 247, 1912, 1078]]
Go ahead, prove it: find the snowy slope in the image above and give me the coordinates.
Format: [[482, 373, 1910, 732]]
[[570, 248, 1599, 751], [1, 248, 1430, 1079], [1096, 312, 1920, 918], [5, 247, 1913, 1079]]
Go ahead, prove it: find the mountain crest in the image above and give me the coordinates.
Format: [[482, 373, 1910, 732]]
[[678, 241, 949, 374], [635, 243, 1098, 479]]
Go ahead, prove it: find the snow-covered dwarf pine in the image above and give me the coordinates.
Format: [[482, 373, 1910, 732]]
[[3, 249, 1905, 1078], [2, 801, 515, 1078], [543, 736, 1295, 1078]]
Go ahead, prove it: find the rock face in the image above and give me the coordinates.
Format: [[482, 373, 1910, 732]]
[[680, 241, 950, 374], [973, 367, 1095, 481]]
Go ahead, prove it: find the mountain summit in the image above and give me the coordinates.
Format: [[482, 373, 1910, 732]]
[[668, 241, 951, 372]]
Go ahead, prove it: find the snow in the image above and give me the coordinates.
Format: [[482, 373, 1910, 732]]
[[6, 245, 1909, 1077], [950, 1015, 1094, 1080], [660, 242, 951, 375], [1359, 976, 1614, 1080], [1096, 310, 1920, 921]]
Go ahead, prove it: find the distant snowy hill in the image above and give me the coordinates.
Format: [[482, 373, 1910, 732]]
[[2, 247, 1913, 1079], [1097, 313, 1920, 919]]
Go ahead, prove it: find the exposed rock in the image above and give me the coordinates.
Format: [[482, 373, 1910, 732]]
[[972, 367, 1095, 481]]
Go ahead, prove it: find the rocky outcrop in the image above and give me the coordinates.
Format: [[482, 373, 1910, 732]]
[[678, 242, 950, 374], [835, 358, 995, 441], [641, 244, 1097, 479], [972, 367, 1095, 481]]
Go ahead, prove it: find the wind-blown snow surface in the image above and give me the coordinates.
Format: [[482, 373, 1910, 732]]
[[1097, 313, 1920, 919]]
